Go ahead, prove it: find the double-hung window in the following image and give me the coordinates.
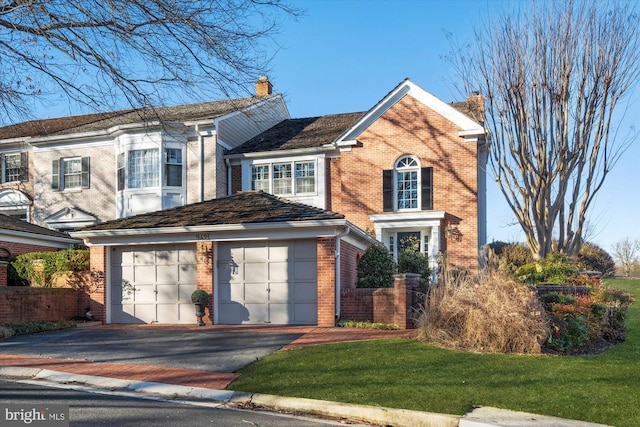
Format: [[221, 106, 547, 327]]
[[295, 162, 315, 193], [128, 149, 159, 189], [52, 157, 89, 191], [2, 153, 28, 183], [251, 165, 269, 192], [396, 157, 419, 210], [273, 163, 292, 195], [164, 148, 182, 187]]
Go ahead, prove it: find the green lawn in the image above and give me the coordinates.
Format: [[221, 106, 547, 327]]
[[230, 279, 640, 426]]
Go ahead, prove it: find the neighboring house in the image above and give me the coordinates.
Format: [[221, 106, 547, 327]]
[[0, 213, 80, 286], [226, 78, 487, 273], [71, 191, 376, 326], [0, 76, 288, 230]]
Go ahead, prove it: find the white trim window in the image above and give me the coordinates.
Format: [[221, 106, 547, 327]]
[[2, 152, 28, 183], [251, 164, 269, 192], [251, 160, 316, 196], [128, 149, 159, 189], [164, 148, 182, 187], [396, 156, 419, 210], [52, 157, 89, 191]]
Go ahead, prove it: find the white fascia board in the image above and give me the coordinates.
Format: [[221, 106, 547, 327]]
[[0, 229, 80, 247], [333, 79, 485, 146], [370, 211, 447, 228], [71, 219, 353, 246], [0, 137, 32, 147], [226, 147, 326, 162]]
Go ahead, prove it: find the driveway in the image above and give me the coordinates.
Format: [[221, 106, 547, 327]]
[[0, 326, 305, 373]]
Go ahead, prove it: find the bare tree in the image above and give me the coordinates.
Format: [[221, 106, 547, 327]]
[[451, 1, 640, 259], [612, 238, 640, 278], [0, 0, 299, 124]]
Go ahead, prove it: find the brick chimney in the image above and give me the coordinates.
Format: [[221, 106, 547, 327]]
[[255, 75, 273, 96]]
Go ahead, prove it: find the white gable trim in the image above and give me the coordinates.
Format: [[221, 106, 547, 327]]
[[332, 79, 485, 147]]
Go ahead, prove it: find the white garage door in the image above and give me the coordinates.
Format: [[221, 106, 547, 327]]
[[110, 244, 197, 324], [217, 240, 317, 325]]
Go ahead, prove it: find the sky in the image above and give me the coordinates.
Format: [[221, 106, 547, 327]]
[[261, 0, 640, 253], [29, 0, 640, 253]]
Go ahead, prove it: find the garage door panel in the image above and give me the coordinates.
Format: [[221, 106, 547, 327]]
[[134, 265, 156, 283], [178, 283, 195, 302], [269, 303, 291, 324], [179, 249, 197, 264], [294, 282, 316, 301], [268, 245, 289, 259], [179, 303, 196, 323], [245, 246, 268, 260], [156, 284, 178, 303], [293, 241, 315, 258], [245, 283, 266, 303], [245, 303, 268, 323], [218, 302, 248, 324], [134, 251, 156, 265], [269, 262, 288, 281], [133, 304, 156, 323], [244, 262, 266, 282], [155, 249, 178, 264], [294, 261, 316, 280], [179, 264, 197, 282], [111, 305, 145, 324], [269, 282, 289, 301], [133, 284, 156, 303], [156, 265, 178, 284], [294, 303, 317, 324]]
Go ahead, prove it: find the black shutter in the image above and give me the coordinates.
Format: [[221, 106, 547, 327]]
[[421, 167, 433, 210], [52, 159, 60, 190], [19, 152, 28, 182], [81, 157, 90, 189], [383, 169, 393, 212]]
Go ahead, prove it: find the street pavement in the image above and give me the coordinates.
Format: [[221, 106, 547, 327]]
[[0, 324, 611, 427]]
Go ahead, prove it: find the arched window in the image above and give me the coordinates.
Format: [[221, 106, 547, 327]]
[[395, 156, 420, 210], [382, 156, 433, 212]]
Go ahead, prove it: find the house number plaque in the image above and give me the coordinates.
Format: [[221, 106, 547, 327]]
[[196, 233, 210, 240]]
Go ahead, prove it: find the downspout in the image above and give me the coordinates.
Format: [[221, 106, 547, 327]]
[[334, 226, 350, 321]]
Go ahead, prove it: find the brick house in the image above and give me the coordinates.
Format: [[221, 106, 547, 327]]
[[226, 78, 487, 275]]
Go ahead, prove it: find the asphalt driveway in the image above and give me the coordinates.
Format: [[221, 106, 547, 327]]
[[0, 326, 304, 373]]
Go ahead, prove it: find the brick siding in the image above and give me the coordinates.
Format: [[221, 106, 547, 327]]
[[317, 237, 336, 327], [196, 241, 214, 323], [329, 94, 480, 271]]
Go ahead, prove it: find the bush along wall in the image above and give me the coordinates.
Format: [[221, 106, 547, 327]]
[[521, 254, 634, 354], [11, 250, 89, 287]]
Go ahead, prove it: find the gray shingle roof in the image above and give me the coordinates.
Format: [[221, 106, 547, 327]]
[[227, 112, 364, 154], [0, 96, 274, 140], [0, 214, 76, 240], [80, 191, 344, 231]]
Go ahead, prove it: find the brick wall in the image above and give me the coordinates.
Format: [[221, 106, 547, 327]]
[[340, 288, 374, 321], [85, 246, 106, 322], [317, 237, 336, 327], [196, 241, 214, 324], [340, 240, 363, 290], [230, 165, 242, 194], [0, 287, 79, 324], [329, 94, 480, 271]]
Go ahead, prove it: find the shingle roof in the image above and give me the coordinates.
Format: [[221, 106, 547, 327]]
[[80, 191, 344, 231], [227, 112, 364, 154], [0, 214, 77, 240], [0, 96, 274, 140]]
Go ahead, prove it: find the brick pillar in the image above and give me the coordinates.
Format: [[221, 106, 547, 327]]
[[196, 241, 214, 324], [86, 246, 107, 322], [392, 273, 420, 329], [317, 237, 336, 327], [0, 261, 7, 286]]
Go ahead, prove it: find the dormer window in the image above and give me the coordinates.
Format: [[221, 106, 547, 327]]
[[383, 155, 433, 212]]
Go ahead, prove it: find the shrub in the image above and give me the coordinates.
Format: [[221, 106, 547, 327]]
[[11, 249, 89, 287], [516, 253, 579, 285], [190, 289, 209, 304], [357, 244, 397, 288], [488, 241, 533, 275], [337, 320, 399, 330], [577, 242, 615, 277], [416, 269, 549, 354], [398, 249, 431, 287]]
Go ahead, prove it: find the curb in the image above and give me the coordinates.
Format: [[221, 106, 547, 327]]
[[0, 367, 611, 427]]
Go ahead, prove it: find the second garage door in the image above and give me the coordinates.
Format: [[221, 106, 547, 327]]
[[217, 240, 317, 325]]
